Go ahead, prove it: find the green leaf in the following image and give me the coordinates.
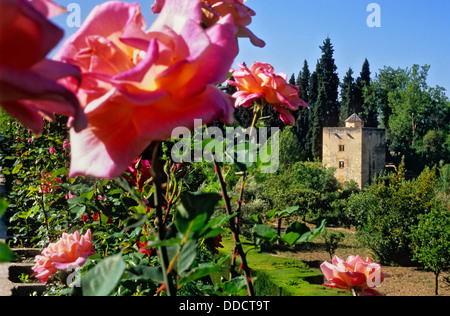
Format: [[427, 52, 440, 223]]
[[178, 264, 222, 287], [308, 219, 327, 242], [286, 221, 310, 236], [128, 266, 164, 284], [281, 232, 301, 246], [147, 237, 182, 249], [265, 207, 279, 222], [175, 192, 221, 237], [252, 225, 278, 242], [70, 205, 86, 218], [0, 198, 8, 218], [198, 213, 234, 239], [81, 254, 126, 296], [67, 196, 87, 205], [0, 242, 16, 263], [297, 232, 312, 244], [12, 163, 23, 175], [177, 240, 197, 276], [279, 206, 300, 218]]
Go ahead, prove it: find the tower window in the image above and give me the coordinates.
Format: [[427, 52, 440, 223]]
[[339, 145, 345, 152], [339, 161, 345, 169]]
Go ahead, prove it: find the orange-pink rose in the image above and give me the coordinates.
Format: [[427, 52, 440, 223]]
[[152, 0, 265, 48], [227, 62, 308, 125], [201, 0, 265, 47], [32, 230, 95, 283], [56, 0, 237, 179], [0, 0, 86, 135], [320, 255, 390, 296]]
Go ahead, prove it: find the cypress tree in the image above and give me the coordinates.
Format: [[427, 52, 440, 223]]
[[311, 81, 326, 159], [316, 38, 340, 127], [340, 67, 356, 125], [308, 67, 319, 105], [308, 38, 340, 160], [289, 73, 296, 86], [359, 58, 371, 86], [297, 60, 310, 103], [294, 60, 312, 160], [355, 58, 376, 126]]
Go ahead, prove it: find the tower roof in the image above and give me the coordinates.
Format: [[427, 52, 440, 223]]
[[345, 113, 363, 123]]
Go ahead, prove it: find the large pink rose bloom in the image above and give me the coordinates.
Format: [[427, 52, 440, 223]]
[[32, 230, 95, 283], [0, 0, 86, 134], [56, 0, 237, 179], [320, 255, 390, 296], [227, 62, 308, 125]]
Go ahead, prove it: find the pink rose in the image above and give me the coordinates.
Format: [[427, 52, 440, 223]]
[[0, 0, 86, 135], [227, 62, 308, 125], [126, 157, 152, 192], [49, 146, 57, 154], [38, 174, 62, 194], [32, 230, 95, 283], [320, 255, 390, 296], [56, 0, 237, 179]]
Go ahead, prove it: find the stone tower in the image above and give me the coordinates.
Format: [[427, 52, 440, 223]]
[[322, 114, 386, 188]]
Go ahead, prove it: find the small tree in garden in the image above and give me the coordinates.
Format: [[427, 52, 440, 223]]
[[410, 205, 450, 295]]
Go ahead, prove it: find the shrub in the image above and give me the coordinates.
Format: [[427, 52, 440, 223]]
[[346, 160, 439, 265], [261, 161, 345, 222]]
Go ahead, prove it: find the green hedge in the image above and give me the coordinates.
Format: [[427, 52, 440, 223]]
[[216, 234, 349, 296]]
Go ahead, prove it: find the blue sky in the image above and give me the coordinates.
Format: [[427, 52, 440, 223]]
[[52, 0, 450, 91]]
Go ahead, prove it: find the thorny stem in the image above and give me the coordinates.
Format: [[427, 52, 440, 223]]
[[211, 103, 260, 296], [150, 142, 177, 296], [39, 193, 51, 242], [230, 104, 260, 288], [213, 159, 255, 296]]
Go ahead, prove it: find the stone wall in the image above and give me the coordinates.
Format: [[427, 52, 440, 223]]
[[361, 128, 386, 187], [323, 127, 385, 189]]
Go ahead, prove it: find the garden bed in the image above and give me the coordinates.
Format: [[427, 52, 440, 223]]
[[217, 234, 349, 296]]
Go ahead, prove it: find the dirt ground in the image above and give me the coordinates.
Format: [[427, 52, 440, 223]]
[[270, 226, 450, 296]]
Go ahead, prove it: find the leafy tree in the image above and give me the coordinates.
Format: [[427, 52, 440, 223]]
[[370, 65, 449, 169], [279, 126, 302, 165], [410, 205, 450, 295]]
